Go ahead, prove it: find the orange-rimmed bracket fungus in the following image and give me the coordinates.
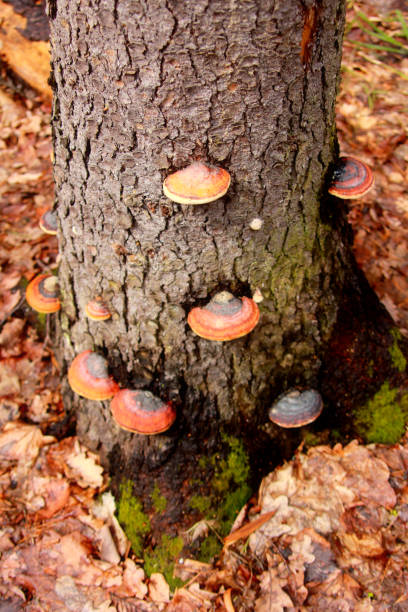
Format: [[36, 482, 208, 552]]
[[187, 291, 260, 341], [85, 298, 111, 321], [68, 350, 119, 400], [163, 161, 231, 205], [39, 210, 58, 235], [328, 156, 374, 199], [268, 389, 323, 428], [25, 274, 61, 313], [110, 389, 176, 434]]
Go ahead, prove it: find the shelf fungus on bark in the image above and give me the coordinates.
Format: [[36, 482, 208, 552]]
[[68, 350, 119, 400], [187, 291, 260, 341], [268, 389, 323, 428], [39, 210, 58, 235], [328, 156, 374, 199], [25, 274, 61, 313], [110, 389, 176, 434], [85, 298, 111, 321], [163, 161, 231, 205]]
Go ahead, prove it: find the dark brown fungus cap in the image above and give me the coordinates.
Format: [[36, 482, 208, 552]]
[[268, 389, 323, 428], [110, 389, 176, 434], [68, 350, 119, 400], [328, 156, 374, 199]]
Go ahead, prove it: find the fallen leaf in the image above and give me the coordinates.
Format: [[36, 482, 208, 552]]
[[148, 573, 170, 603]]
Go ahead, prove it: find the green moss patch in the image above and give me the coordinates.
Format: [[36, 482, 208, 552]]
[[189, 433, 251, 561], [116, 436, 251, 581], [198, 534, 222, 563], [354, 382, 408, 444], [389, 329, 407, 373], [144, 534, 184, 590], [117, 480, 151, 557], [151, 482, 167, 513]]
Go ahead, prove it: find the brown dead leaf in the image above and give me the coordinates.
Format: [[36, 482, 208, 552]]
[[339, 531, 385, 558], [341, 443, 397, 509], [148, 573, 170, 603], [66, 446, 104, 488], [36, 478, 70, 519], [167, 588, 208, 611], [0, 289, 21, 322], [122, 559, 148, 599], [224, 510, 276, 548], [0, 362, 20, 396], [0, 319, 25, 356], [0, 421, 54, 466], [255, 572, 294, 612]]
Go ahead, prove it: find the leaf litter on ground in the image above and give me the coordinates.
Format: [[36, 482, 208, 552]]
[[338, 1, 408, 335]]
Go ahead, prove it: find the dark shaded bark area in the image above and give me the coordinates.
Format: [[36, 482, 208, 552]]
[[48, 0, 407, 534]]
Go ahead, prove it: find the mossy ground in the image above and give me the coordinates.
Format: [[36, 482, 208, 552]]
[[144, 534, 184, 590], [117, 480, 182, 589], [117, 480, 151, 557], [354, 382, 408, 444], [189, 433, 252, 561], [116, 435, 252, 584], [389, 329, 407, 373], [151, 482, 167, 513]]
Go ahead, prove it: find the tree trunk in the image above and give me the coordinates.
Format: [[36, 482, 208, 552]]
[[48, 0, 407, 543]]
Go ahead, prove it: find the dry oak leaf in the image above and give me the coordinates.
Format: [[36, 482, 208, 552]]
[[305, 570, 363, 611], [0, 289, 21, 322], [66, 443, 104, 488], [166, 588, 208, 611], [148, 573, 170, 603], [340, 442, 397, 509], [0, 361, 20, 397], [0, 319, 25, 356], [122, 559, 148, 600], [36, 477, 71, 519], [255, 572, 293, 612], [338, 531, 385, 558], [0, 421, 54, 466]]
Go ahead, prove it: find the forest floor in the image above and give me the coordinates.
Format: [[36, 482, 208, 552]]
[[0, 1, 407, 610]]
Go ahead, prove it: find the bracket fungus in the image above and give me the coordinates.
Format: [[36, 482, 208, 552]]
[[68, 350, 119, 400], [268, 389, 323, 428], [25, 274, 60, 313], [85, 298, 111, 321], [39, 210, 58, 235], [328, 156, 374, 199], [187, 291, 260, 341], [110, 389, 176, 434], [163, 161, 231, 205]]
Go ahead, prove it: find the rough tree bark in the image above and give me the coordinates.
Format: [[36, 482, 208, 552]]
[[48, 0, 407, 539]]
